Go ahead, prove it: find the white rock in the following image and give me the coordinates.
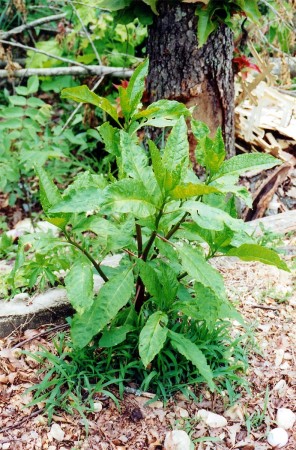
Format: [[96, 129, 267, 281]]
[[93, 401, 103, 413], [276, 408, 296, 430], [49, 423, 65, 442], [164, 430, 192, 450], [196, 409, 227, 428], [267, 428, 289, 448], [2, 443, 10, 449]]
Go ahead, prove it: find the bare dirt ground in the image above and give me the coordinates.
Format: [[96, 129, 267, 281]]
[[0, 238, 295, 450]]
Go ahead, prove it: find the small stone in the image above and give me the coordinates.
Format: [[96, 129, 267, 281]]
[[164, 430, 192, 450], [2, 443, 10, 449], [267, 428, 289, 448], [196, 409, 227, 428], [49, 423, 65, 442], [93, 401, 103, 413], [176, 406, 189, 418], [276, 408, 296, 430]]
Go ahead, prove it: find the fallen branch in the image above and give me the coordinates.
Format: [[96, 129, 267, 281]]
[[0, 39, 88, 69], [0, 13, 67, 39], [0, 65, 133, 78]]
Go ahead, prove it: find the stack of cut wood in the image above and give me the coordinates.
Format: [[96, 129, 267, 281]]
[[235, 81, 296, 164]]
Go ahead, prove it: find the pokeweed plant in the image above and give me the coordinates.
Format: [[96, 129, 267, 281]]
[[33, 59, 288, 392]]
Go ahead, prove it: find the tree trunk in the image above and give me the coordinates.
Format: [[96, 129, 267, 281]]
[[147, 0, 235, 157]]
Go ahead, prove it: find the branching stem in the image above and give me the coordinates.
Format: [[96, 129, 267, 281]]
[[64, 232, 109, 282]]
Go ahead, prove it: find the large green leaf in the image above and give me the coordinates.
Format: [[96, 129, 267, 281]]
[[49, 187, 104, 213], [139, 311, 168, 367], [163, 116, 189, 184], [71, 267, 134, 348], [169, 330, 215, 391], [35, 165, 69, 229], [61, 85, 120, 125], [99, 324, 134, 348], [74, 216, 134, 254], [137, 259, 162, 301], [101, 179, 157, 218], [35, 165, 61, 213], [171, 183, 219, 199], [227, 244, 290, 272], [182, 200, 249, 233], [177, 244, 226, 299], [127, 59, 149, 117], [212, 153, 281, 181], [120, 131, 149, 179], [173, 283, 222, 331], [195, 6, 216, 47], [98, 122, 120, 156], [65, 258, 94, 314]]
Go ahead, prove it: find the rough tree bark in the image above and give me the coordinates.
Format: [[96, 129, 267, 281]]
[[147, 0, 235, 157]]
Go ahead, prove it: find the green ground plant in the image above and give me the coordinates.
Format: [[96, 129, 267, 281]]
[[17, 59, 289, 419], [0, 75, 105, 210]]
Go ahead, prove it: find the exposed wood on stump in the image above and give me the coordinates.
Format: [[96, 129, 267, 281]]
[[147, 0, 235, 156]]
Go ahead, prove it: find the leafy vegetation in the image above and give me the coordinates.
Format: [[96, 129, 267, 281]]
[[13, 60, 288, 417]]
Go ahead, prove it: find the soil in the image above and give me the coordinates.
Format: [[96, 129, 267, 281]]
[[0, 237, 295, 450]]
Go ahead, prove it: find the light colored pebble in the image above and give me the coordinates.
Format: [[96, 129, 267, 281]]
[[276, 408, 296, 430], [49, 423, 65, 442], [164, 430, 192, 450], [196, 409, 227, 428], [267, 428, 289, 448], [93, 401, 103, 413]]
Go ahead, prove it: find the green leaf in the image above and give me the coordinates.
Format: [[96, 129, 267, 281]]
[[134, 99, 190, 121], [127, 59, 149, 117], [9, 95, 26, 106], [227, 244, 290, 272], [163, 116, 189, 184], [191, 119, 210, 140], [71, 267, 134, 348], [101, 179, 157, 218], [74, 216, 133, 254], [61, 85, 120, 125], [171, 183, 219, 199], [137, 259, 162, 300], [95, 0, 131, 11], [195, 6, 217, 47], [99, 325, 134, 348], [0, 118, 23, 130], [97, 122, 120, 156], [118, 86, 132, 121], [206, 127, 225, 174], [239, 0, 261, 22], [174, 283, 222, 331], [65, 258, 94, 314], [182, 200, 250, 233], [177, 244, 226, 299], [120, 131, 149, 179], [35, 165, 69, 229], [49, 187, 103, 213], [139, 311, 168, 367], [35, 165, 61, 213], [169, 330, 215, 391], [142, 0, 158, 14], [212, 153, 281, 180], [27, 76, 39, 94]]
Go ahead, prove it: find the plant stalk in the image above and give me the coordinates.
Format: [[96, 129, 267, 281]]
[[64, 232, 109, 282]]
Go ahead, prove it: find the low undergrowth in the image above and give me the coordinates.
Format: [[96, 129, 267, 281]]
[[12, 59, 289, 424]]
